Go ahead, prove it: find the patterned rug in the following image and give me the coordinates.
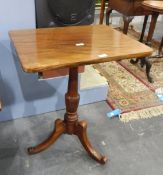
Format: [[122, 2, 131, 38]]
[[93, 29, 163, 122]]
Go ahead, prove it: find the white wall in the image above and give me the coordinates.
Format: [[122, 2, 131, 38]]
[[0, 1, 108, 121], [0, 1, 67, 121]]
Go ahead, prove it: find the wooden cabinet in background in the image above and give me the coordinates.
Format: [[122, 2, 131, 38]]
[[100, 0, 154, 34]]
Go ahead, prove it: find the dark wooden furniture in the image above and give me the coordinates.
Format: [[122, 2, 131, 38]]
[[9, 25, 152, 164], [103, 0, 152, 34], [158, 37, 163, 56], [131, 1, 163, 82], [99, 0, 106, 24], [142, 1, 163, 55]]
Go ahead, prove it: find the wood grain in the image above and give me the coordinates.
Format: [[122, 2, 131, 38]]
[[42, 66, 84, 79], [9, 25, 153, 73], [142, 1, 163, 13]]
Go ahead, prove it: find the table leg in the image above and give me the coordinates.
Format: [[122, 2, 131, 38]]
[[99, 0, 106, 24], [140, 57, 153, 83], [142, 12, 159, 82], [123, 16, 134, 34], [158, 37, 163, 56], [139, 15, 149, 43], [150, 37, 163, 59], [130, 15, 149, 65], [28, 66, 107, 164], [138, 13, 158, 82], [28, 119, 66, 154], [146, 12, 159, 46], [75, 120, 107, 163]]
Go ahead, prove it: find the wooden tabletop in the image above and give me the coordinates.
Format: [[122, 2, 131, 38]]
[[142, 1, 163, 13], [9, 25, 153, 73]]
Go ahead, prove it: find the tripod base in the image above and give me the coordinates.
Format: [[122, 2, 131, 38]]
[[28, 67, 107, 164], [28, 119, 107, 164]]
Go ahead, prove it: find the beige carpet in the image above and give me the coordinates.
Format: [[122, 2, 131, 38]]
[[93, 28, 163, 122]]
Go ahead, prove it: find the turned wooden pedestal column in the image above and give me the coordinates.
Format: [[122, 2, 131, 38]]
[[28, 66, 107, 164]]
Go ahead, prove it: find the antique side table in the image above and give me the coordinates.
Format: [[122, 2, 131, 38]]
[[9, 25, 152, 164]]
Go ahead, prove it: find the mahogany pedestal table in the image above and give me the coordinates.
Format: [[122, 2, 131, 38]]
[[9, 25, 152, 164]]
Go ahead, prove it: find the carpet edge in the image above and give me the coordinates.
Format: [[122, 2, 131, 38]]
[[120, 105, 163, 122]]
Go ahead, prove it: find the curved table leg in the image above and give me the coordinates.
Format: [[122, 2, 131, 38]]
[[75, 120, 108, 164], [145, 58, 153, 83], [139, 58, 153, 83], [28, 119, 66, 154]]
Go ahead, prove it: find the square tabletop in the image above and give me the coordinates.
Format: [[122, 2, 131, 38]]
[[9, 25, 153, 73]]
